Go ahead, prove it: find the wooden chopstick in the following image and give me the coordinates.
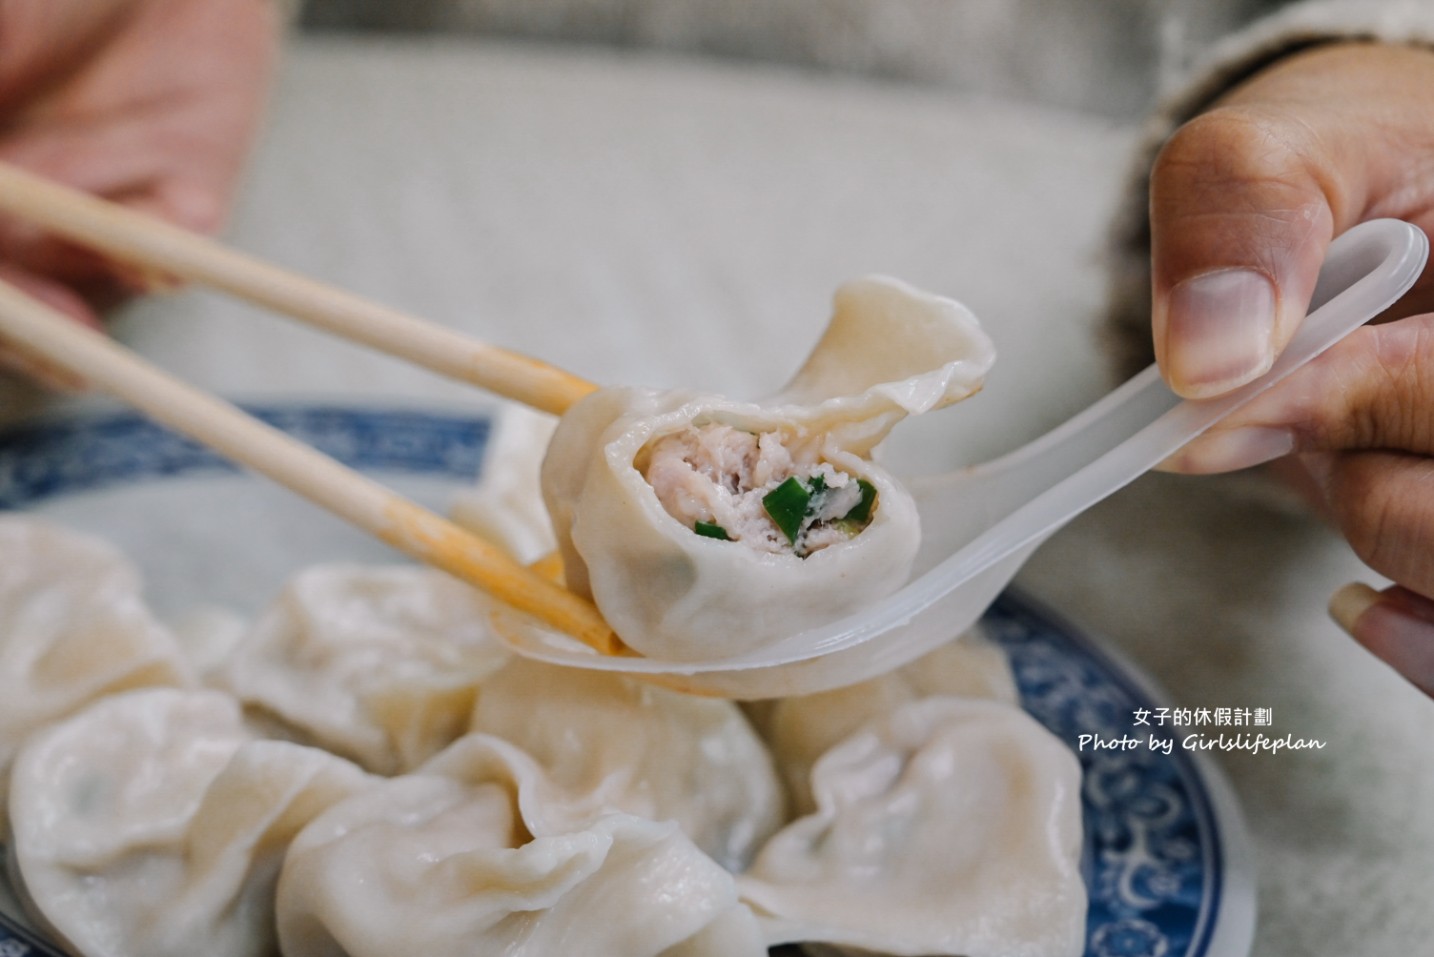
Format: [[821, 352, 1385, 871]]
[[0, 277, 625, 657], [0, 162, 597, 416]]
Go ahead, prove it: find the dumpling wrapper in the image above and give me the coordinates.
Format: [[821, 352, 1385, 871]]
[[0, 517, 192, 828], [542, 276, 996, 661], [738, 697, 1086, 957], [449, 402, 561, 564], [746, 625, 1019, 814], [166, 604, 251, 684], [277, 733, 767, 957], [218, 564, 512, 775], [7, 687, 374, 957], [469, 656, 785, 871]]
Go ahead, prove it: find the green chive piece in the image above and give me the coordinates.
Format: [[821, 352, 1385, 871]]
[[694, 520, 731, 541], [763, 477, 811, 545], [841, 479, 877, 525]]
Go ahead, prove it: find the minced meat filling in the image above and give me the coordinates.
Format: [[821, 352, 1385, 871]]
[[641, 424, 875, 557]]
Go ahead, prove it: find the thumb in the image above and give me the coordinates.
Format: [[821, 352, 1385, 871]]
[[1149, 103, 1335, 399], [1141, 41, 1434, 399]]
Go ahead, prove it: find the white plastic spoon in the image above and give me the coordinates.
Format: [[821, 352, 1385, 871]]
[[494, 218, 1428, 697]]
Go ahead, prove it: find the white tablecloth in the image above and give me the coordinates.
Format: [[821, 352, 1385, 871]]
[[14, 37, 1434, 956]]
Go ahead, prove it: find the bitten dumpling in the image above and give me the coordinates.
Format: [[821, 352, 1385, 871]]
[[6, 688, 374, 957], [276, 734, 768, 957], [542, 277, 995, 661]]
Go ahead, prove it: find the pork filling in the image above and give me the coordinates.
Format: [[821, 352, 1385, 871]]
[[641, 424, 876, 557]]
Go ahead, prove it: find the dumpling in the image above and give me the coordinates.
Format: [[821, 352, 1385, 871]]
[[738, 697, 1085, 957], [276, 733, 768, 957], [0, 516, 192, 826], [449, 402, 560, 564], [542, 276, 995, 661], [217, 563, 512, 775], [6, 687, 374, 957], [748, 625, 1020, 814], [469, 656, 785, 870]]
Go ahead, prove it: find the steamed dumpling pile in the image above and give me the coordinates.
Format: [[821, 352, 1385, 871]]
[[541, 276, 996, 661], [0, 513, 1085, 957]]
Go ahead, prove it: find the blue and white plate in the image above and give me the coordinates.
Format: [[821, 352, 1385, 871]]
[[0, 404, 1255, 957]]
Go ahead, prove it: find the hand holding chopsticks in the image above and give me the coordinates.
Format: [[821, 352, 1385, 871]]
[[0, 161, 624, 656]]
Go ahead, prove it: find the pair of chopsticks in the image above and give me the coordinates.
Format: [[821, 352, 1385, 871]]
[[0, 162, 624, 656]]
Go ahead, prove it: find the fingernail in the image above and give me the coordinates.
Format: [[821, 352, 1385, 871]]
[[1161, 425, 1294, 474], [1163, 269, 1276, 396], [1330, 583, 1434, 696], [1329, 582, 1380, 634]]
